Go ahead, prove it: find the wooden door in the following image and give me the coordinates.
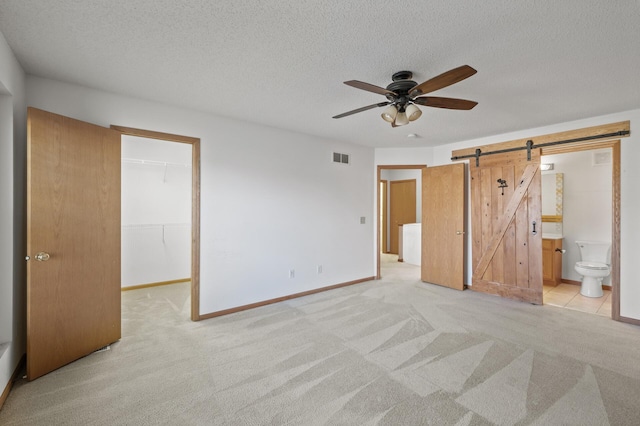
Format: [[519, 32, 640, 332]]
[[470, 150, 543, 304], [27, 108, 121, 380], [389, 179, 416, 254], [421, 163, 465, 290]]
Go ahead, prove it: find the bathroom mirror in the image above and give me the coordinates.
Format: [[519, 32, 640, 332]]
[[542, 172, 563, 222]]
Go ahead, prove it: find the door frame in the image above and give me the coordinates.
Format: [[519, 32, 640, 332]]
[[111, 125, 201, 321], [376, 165, 426, 279], [541, 139, 621, 321]]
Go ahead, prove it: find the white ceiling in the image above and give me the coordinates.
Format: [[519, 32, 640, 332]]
[[1, 0, 639, 148]]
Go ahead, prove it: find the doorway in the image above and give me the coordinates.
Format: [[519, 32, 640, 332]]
[[111, 126, 201, 321], [376, 165, 424, 278], [120, 135, 192, 318], [540, 142, 619, 319]]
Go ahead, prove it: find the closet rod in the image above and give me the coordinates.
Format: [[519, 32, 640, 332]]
[[121, 223, 191, 229], [122, 157, 191, 168]]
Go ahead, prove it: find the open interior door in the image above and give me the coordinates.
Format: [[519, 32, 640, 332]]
[[470, 150, 542, 304], [421, 163, 465, 290], [27, 108, 121, 380]]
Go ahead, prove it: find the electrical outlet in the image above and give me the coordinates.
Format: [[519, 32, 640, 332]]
[[317, 265, 322, 274], [360, 216, 366, 224], [289, 269, 295, 279]]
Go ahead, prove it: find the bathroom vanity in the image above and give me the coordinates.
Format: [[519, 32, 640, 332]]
[[542, 237, 563, 286]]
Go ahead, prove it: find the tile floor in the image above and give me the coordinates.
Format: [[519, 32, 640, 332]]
[[543, 283, 611, 317]]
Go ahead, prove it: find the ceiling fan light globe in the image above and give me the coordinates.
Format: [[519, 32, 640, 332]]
[[381, 105, 397, 123], [406, 104, 422, 121], [395, 111, 409, 126]]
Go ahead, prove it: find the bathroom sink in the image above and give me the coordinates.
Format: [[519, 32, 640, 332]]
[[542, 233, 563, 239]]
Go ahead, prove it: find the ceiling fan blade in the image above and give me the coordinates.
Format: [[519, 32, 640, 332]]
[[344, 80, 397, 96], [409, 65, 477, 96], [413, 96, 478, 110], [332, 101, 390, 119]]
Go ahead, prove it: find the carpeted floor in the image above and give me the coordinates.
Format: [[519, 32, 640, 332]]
[[1, 257, 640, 425]]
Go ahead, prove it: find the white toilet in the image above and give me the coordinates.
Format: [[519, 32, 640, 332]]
[[574, 241, 610, 298]]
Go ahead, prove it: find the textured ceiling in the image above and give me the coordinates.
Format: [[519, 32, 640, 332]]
[[1, 0, 639, 148]]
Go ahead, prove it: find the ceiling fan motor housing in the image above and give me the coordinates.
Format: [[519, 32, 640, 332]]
[[386, 71, 418, 102], [391, 70, 413, 81]]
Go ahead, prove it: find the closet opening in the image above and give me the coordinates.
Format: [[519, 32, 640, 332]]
[[112, 126, 201, 321]]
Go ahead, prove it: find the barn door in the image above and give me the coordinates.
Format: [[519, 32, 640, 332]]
[[470, 149, 542, 304]]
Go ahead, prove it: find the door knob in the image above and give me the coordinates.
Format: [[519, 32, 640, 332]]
[[456, 231, 465, 235], [35, 252, 50, 261]]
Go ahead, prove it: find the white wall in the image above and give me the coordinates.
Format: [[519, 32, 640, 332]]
[[402, 223, 421, 266], [0, 94, 12, 345], [541, 150, 612, 283], [426, 109, 640, 321], [26, 76, 375, 315], [0, 29, 26, 401], [121, 136, 192, 287], [375, 147, 433, 166]]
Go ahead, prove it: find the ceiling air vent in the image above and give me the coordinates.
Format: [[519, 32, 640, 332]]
[[593, 151, 612, 166], [333, 152, 350, 165]]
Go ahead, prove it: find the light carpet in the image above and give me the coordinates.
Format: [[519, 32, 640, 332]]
[[1, 258, 639, 425]]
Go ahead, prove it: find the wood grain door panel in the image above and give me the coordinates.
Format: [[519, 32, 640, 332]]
[[470, 150, 542, 304], [27, 108, 121, 380], [389, 179, 416, 254], [421, 164, 465, 290]]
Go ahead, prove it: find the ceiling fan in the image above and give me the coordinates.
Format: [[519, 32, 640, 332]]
[[332, 65, 478, 127]]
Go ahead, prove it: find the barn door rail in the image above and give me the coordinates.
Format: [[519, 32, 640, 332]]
[[451, 130, 629, 166]]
